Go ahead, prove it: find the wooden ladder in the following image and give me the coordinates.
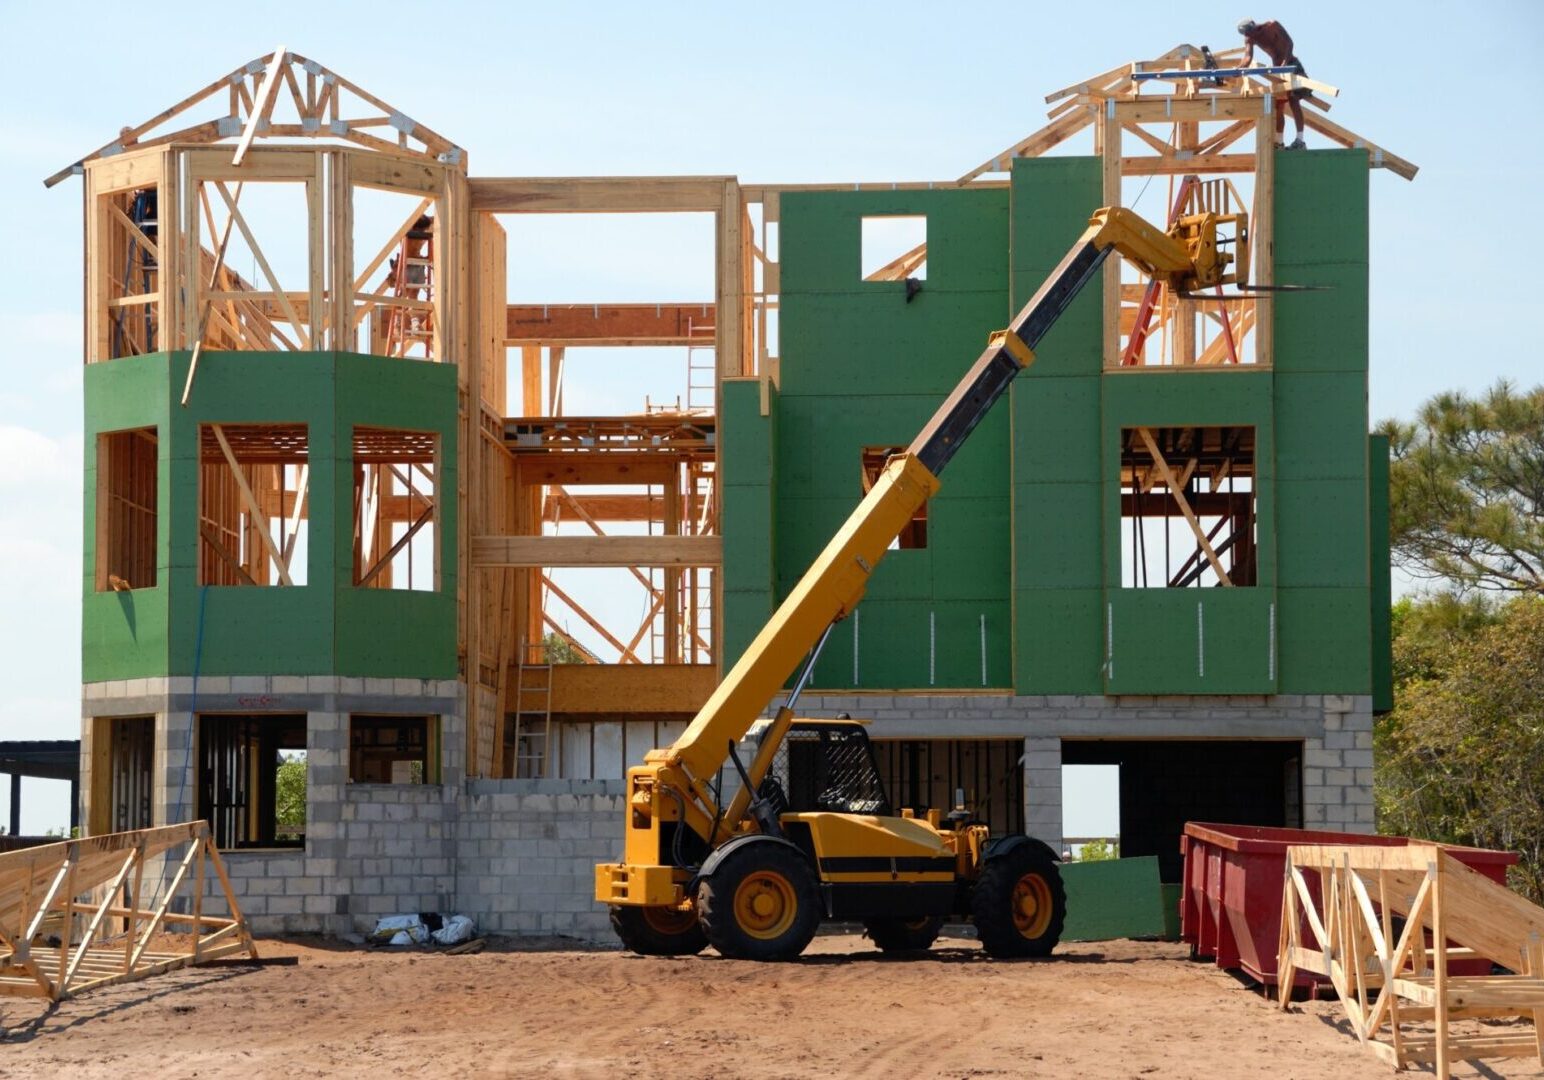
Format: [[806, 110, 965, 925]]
[[511, 639, 554, 777]]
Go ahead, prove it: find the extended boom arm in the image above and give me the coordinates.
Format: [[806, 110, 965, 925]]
[[624, 204, 1247, 873]]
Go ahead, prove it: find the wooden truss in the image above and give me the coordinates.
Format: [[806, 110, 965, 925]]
[[1279, 844, 1544, 1078], [959, 43, 1416, 184], [46, 46, 463, 188], [953, 43, 1415, 371], [0, 822, 256, 1002]]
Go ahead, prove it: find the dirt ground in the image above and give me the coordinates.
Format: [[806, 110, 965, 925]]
[[2, 931, 1541, 1079]]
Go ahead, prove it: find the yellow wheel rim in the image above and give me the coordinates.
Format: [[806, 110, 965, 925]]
[[733, 870, 797, 940], [1012, 872, 1054, 939], [641, 906, 697, 937]]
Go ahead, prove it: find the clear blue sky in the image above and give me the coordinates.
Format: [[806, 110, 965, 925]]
[[2, 0, 1540, 835]]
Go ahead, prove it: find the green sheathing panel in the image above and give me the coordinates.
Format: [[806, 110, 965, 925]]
[[1009, 157, 1105, 693], [1368, 434, 1394, 712], [1061, 855, 1168, 941], [1102, 371, 1278, 694], [777, 188, 1011, 689], [720, 378, 777, 670], [82, 351, 457, 682], [1273, 150, 1373, 693], [164, 351, 337, 676], [83, 354, 173, 680], [332, 353, 458, 678]]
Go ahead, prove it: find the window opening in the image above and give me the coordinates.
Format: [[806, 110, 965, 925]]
[[861, 446, 926, 549], [860, 215, 927, 281], [106, 186, 161, 358], [197, 715, 306, 849], [1120, 425, 1256, 587], [198, 423, 309, 586], [349, 715, 438, 784], [97, 427, 158, 591], [353, 427, 438, 590]]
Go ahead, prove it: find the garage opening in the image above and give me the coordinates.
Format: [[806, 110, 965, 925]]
[[1062, 739, 1301, 881]]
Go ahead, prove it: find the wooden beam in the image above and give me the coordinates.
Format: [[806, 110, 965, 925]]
[[1136, 427, 1232, 586], [515, 453, 679, 487], [543, 663, 717, 716], [468, 177, 731, 214], [471, 535, 721, 567], [231, 48, 288, 167], [505, 303, 716, 346]]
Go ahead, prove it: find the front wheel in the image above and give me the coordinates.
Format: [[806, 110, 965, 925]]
[[696, 843, 821, 961], [610, 904, 708, 956], [864, 915, 945, 953], [972, 844, 1066, 959]]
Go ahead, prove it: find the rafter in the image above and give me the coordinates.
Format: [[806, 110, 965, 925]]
[[45, 48, 464, 188]]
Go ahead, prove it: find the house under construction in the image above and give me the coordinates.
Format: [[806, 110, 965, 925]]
[[69, 45, 1410, 935]]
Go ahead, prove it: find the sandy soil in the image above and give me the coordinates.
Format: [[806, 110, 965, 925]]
[[2, 931, 1540, 1079]]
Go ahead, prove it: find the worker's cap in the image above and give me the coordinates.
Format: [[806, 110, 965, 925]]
[[1237, 18, 1257, 32]]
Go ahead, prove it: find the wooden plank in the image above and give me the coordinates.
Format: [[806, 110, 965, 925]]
[[545, 663, 717, 716], [232, 49, 290, 167], [471, 536, 721, 568], [211, 425, 294, 586], [506, 303, 716, 346], [468, 177, 731, 214]]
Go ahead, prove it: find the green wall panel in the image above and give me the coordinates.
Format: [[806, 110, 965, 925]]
[[1013, 588, 1104, 694], [83, 351, 457, 682], [1274, 373, 1368, 479], [777, 187, 1012, 689], [1009, 156, 1104, 378], [1276, 479, 1368, 588], [1107, 589, 1276, 694], [1010, 157, 1105, 693], [1369, 435, 1394, 712], [1061, 856, 1168, 942], [1012, 376, 1101, 485], [1012, 483, 1101, 588], [1277, 587, 1371, 693], [83, 353, 174, 680]]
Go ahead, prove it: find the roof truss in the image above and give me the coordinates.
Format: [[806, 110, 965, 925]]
[[958, 43, 1416, 183], [45, 46, 463, 187]]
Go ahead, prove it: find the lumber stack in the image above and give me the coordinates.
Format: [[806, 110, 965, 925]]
[[0, 821, 256, 1001], [1278, 843, 1544, 1079]]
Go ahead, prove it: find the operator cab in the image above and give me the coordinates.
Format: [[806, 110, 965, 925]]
[[749, 718, 892, 818]]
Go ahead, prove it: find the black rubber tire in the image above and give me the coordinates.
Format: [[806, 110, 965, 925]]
[[696, 843, 821, 961], [864, 915, 945, 953], [972, 844, 1067, 959], [610, 904, 708, 956]]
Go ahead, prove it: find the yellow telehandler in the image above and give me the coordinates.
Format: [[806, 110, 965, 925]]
[[596, 204, 1250, 960]]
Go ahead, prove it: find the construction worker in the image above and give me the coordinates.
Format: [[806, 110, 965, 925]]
[[1238, 18, 1308, 149]]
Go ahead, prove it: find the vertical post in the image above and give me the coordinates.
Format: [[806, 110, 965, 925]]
[[7, 773, 19, 836], [664, 474, 682, 664], [192, 835, 207, 963], [1253, 109, 1275, 367], [1430, 857, 1449, 1080], [69, 773, 79, 833], [1099, 103, 1121, 370]]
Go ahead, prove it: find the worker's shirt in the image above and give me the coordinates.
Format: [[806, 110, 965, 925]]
[[1245, 21, 1296, 64]]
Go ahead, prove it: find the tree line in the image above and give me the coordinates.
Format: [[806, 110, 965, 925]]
[[1378, 382, 1544, 901]]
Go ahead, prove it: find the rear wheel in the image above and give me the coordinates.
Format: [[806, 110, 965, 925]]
[[864, 915, 945, 953], [696, 844, 821, 961], [972, 844, 1066, 959], [610, 904, 708, 956]]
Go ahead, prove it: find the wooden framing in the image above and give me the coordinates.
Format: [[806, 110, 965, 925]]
[[1279, 844, 1544, 1079], [0, 822, 256, 1002], [48, 49, 462, 188], [957, 43, 1414, 371], [62, 44, 1410, 782]]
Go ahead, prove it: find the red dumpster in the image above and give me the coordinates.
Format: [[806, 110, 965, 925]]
[[1179, 822, 1518, 988]]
